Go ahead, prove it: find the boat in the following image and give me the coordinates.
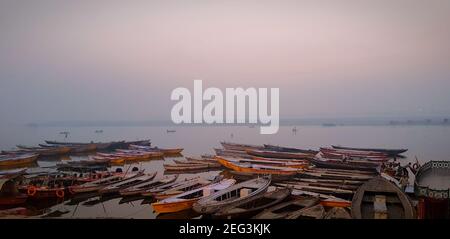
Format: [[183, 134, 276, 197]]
[[114, 150, 164, 159], [152, 179, 236, 214], [214, 148, 252, 159], [141, 177, 201, 197], [310, 157, 381, 172], [285, 204, 326, 219], [0, 207, 29, 218], [291, 189, 351, 208], [246, 149, 315, 160], [0, 153, 39, 167], [252, 196, 320, 219], [228, 171, 294, 182], [119, 175, 179, 197], [128, 145, 183, 155], [320, 151, 388, 162], [151, 177, 212, 200], [193, 177, 271, 214], [18, 178, 67, 200], [323, 207, 352, 219], [185, 157, 219, 164], [67, 144, 97, 153], [0, 172, 28, 207], [320, 148, 389, 159], [414, 161, 450, 219], [213, 188, 291, 219], [351, 176, 415, 219], [16, 145, 72, 156], [164, 163, 220, 171], [220, 142, 264, 151], [91, 156, 125, 165], [216, 156, 300, 176], [45, 140, 92, 145], [99, 172, 157, 195], [68, 170, 144, 194], [263, 144, 319, 155], [172, 159, 221, 167], [331, 145, 407, 156], [218, 157, 309, 169]]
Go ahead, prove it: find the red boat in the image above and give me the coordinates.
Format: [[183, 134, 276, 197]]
[[0, 171, 28, 207]]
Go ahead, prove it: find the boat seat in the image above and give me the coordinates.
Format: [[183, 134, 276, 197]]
[[374, 195, 388, 219]]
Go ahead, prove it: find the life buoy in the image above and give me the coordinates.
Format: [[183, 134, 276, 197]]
[[56, 189, 65, 198], [27, 186, 37, 196], [413, 163, 420, 170]]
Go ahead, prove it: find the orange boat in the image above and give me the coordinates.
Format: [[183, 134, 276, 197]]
[[216, 156, 301, 176], [0, 153, 39, 167], [152, 179, 236, 214]]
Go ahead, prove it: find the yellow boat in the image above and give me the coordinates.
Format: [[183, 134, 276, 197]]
[[0, 153, 39, 167], [216, 156, 301, 176], [152, 179, 236, 214]]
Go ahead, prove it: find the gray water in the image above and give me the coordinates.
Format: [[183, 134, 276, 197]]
[[1, 125, 449, 218]]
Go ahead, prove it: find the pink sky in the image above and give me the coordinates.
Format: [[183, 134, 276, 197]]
[[1, 1, 449, 124]]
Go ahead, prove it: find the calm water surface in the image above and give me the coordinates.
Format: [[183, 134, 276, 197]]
[[1, 125, 449, 218]]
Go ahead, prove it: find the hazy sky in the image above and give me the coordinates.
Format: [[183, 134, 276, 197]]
[[1, 0, 450, 125]]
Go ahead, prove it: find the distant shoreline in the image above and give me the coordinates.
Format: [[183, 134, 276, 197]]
[[26, 118, 450, 128]]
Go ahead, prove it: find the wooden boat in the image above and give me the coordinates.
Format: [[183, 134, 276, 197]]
[[128, 145, 183, 155], [173, 159, 221, 167], [214, 148, 252, 159], [216, 157, 300, 176], [19, 184, 67, 200], [164, 163, 221, 171], [91, 156, 125, 165], [0, 207, 29, 218], [246, 149, 315, 160], [68, 144, 97, 153], [151, 178, 211, 200], [45, 140, 91, 145], [351, 176, 415, 219], [228, 171, 294, 182], [0, 173, 28, 206], [185, 157, 219, 164], [213, 188, 291, 219], [0, 153, 39, 167], [285, 204, 326, 219], [220, 142, 264, 151], [193, 177, 271, 214], [152, 179, 236, 214], [218, 157, 309, 169], [119, 175, 178, 197], [310, 157, 381, 172], [68, 170, 144, 194], [114, 150, 164, 159], [291, 189, 351, 208], [277, 182, 355, 196], [331, 145, 407, 156], [324, 207, 352, 219], [251, 156, 309, 164], [141, 177, 201, 197], [253, 196, 320, 219], [320, 148, 389, 159], [16, 145, 72, 156], [320, 151, 388, 162], [263, 144, 319, 155], [99, 172, 157, 195]]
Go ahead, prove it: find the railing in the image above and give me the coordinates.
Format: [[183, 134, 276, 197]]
[[414, 161, 450, 199]]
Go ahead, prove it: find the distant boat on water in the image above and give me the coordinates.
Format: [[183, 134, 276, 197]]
[[167, 129, 176, 133]]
